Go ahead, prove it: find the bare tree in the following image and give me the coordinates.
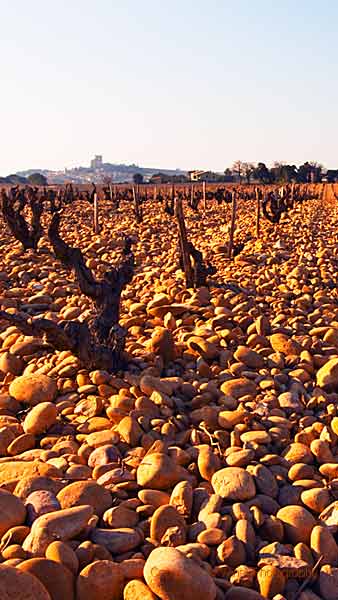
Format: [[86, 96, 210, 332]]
[[232, 160, 243, 183], [309, 162, 323, 183], [242, 162, 255, 184]]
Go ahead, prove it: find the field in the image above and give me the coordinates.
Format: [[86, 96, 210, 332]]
[[0, 183, 337, 599]]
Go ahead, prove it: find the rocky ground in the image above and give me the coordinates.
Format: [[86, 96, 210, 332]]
[[0, 191, 337, 600]]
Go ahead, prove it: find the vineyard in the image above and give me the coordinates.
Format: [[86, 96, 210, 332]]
[[0, 182, 337, 600]]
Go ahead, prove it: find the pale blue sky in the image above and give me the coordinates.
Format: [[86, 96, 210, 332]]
[[1, 0, 337, 173]]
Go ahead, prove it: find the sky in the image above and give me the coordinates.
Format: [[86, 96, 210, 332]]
[[1, 0, 338, 173]]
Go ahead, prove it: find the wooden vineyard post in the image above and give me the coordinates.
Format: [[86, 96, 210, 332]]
[[291, 182, 295, 208], [228, 190, 237, 259], [255, 187, 260, 238], [93, 191, 99, 234], [203, 181, 206, 211], [153, 185, 157, 202], [175, 197, 193, 288], [323, 183, 327, 202], [132, 185, 142, 222], [132, 185, 137, 212], [191, 183, 194, 207], [109, 184, 113, 202]]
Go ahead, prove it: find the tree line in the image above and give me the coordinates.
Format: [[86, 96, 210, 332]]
[[227, 160, 338, 184], [149, 161, 338, 185], [0, 172, 48, 186]]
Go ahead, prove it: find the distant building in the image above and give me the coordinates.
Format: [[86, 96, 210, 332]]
[[189, 170, 219, 182], [150, 173, 169, 184], [90, 155, 103, 169], [325, 169, 338, 182], [150, 173, 188, 184]]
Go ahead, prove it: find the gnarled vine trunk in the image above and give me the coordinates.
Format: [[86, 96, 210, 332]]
[[0, 211, 135, 372], [1, 187, 44, 250]]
